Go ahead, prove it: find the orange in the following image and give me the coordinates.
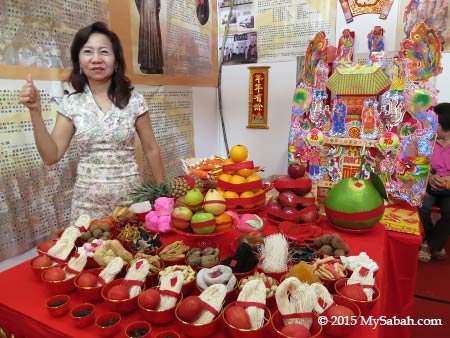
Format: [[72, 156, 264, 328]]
[[229, 145, 248, 163], [253, 188, 266, 206], [237, 161, 254, 177], [229, 175, 247, 185], [222, 158, 236, 174], [246, 173, 261, 183], [239, 191, 255, 209], [214, 212, 234, 232], [218, 173, 233, 183], [223, 190, 239, 209]]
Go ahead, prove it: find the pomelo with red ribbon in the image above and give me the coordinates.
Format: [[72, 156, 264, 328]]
[[324, 177, 385, 231]]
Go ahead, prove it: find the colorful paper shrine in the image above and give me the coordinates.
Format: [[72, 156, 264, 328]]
[[288, 22, 442, 209]]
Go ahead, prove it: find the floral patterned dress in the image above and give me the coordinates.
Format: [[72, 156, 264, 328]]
[[58, 87, 148, 222]]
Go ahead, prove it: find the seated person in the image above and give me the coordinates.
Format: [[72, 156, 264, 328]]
[[418, 102, 450, 263]]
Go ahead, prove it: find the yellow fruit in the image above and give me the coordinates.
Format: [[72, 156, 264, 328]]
[[240, 191, 255, 209], [230, 145, 248, 163], [229, 175, 247, 185], [222, 158, 236, 174], [237, 162, 254, 177], [223, 191, 239, 209], [218, 173, 233, 182], [253, 189, 265, 206], [246, 173, 261, 183]]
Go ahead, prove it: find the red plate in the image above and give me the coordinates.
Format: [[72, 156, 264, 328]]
[[232, 205, 264, 214], [279, 221, 322, 242], [329, 223, 374, 234]]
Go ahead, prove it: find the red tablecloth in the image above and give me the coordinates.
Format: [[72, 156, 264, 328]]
[[0, 213, 421, 338]]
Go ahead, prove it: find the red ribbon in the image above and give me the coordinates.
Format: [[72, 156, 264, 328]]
[[159, 289, 179, 298], [324, 203, 385, 221], [234, 301, 265, 310], [359, 267, 370, 277], [97, 276, 106, 286], [282, 312, 313, 320], [190, 219, 216, 229], [201, 301, 219, 316]]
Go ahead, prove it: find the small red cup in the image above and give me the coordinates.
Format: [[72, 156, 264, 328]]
[[125, 321, 151, 338], [45, 294, 71, 317], [271, 310, 322, 338], [70, 303, 95, 328], [95, 311, 121, 337]]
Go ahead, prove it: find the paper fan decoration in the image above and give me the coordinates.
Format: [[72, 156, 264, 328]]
[[292, 82, 313, 115], [404, 82, 438, 117], [400, 22, 442, 82]]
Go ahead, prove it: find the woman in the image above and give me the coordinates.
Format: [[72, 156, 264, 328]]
[[19, 22, 164, 223], [418, 102, 450, 263]]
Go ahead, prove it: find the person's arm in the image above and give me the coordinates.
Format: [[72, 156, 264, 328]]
[[136, 111, 164, 184], [18, 74, 74, 165]]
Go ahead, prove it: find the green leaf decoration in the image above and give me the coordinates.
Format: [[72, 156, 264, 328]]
[[369, 170, 389, 201], [246, 220, 263, 229]]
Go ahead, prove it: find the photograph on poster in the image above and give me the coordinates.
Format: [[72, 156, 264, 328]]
[[219, 32, 257, 65]]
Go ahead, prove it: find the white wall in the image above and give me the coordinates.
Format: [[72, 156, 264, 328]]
[[192, 2, 450, 178]]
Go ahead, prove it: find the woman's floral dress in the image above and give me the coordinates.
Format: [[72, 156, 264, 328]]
[[58, 87, 148, 222]]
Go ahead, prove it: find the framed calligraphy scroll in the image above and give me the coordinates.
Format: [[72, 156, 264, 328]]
[[247, 66, 270, 129]]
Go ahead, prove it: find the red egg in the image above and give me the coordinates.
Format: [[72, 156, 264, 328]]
[[44, 267, 66, 281], [139, 289, 161, 310], [32, 255, 52, 268], [224, 305, 251, 330], [280, 323, 311, 338], [38, 240, 56, 253], [340, 284, 368, 301], [326, 304, 355, 319], [107, 285, 129, 300], [177, 296, 203, 323], [77, 272, 98, 287]]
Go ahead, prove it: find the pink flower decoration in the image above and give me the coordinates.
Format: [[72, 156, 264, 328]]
[[154, 197, 175, 216]]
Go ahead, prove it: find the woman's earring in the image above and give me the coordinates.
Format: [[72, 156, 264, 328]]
[[114, 64, 118, 73], [79, 68, 83, 75]]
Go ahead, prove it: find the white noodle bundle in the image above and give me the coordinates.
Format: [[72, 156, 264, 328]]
[[310, 282, 334, 314], [98, 257, 124, 286], [196, 265, 237, 292], [258, 233, 289, 273], [124, 259, 150, 298], [236, 279, 266, 329], [47, 226, 81, 261], [275, 277, 314, 328], [347, 266, 375, 300], [194, 284, 226, 325], [64, 251, 87, 278], [158, 271, 184, 310]]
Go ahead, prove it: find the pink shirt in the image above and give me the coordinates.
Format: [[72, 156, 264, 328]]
[[431, 142, 450, 176]]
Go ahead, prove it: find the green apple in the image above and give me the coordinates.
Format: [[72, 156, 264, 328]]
[[190, 211, 216, 234], [171, 207, 193, 230], [324, 177, 384, 230], [184, 188, 204, 211]]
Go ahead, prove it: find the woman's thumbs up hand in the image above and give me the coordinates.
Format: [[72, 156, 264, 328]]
[[18, 74, 42, 114]]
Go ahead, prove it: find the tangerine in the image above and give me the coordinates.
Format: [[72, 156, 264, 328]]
[[223, 191, 239, 209], [240, 191, 255, 209], [246, 173, 261, 183], [229, 145, 248, 163], [237, 162, 254, 177], [253, 188, 266, 206], [222, 158, 236, 174], [218, 173, 233, 182], [229, 175, 247, 185]]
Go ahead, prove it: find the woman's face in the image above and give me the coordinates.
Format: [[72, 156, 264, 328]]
[[79, 32, 116, 84]]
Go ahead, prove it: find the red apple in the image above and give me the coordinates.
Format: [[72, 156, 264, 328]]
[[288, 163, 306, 179], [279, 191, 298, 208], [298, 206, 319, 223], [273, 175, 293, 193], [292, 177, 313, 196]]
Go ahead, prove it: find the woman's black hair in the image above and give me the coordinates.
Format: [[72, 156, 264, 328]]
[[69, 21, 133, 109], [434, 102, 450, 131]]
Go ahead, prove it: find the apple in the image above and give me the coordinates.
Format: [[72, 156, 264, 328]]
[[292, 177, 312, 196], [288, 163, 306, 179], [190, 211, 216, 234], [299, 192, 315, 207], [184, 188, 204, 211], [282, 206, 299, 217], [324, 177, 385, 230], [298, 206, 319, 223], [171, 206, 193, 230], [279, 191, 298, 208], [273, 175, 293, 193]]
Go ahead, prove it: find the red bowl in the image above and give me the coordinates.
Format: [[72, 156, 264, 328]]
[[95, 311, 121, 337], [41, 266, 77, 295], [74, 268, 104, 302], [271, 310, 322, 338], [84, 255, 100, 269], [158, 266, 197, 297], [238, 274, 279, 310], [233, 264, 258, 281], [36, 240, 57, 256], [155, 331, 181, 338], [197, 282, 237, 306], [125, 320, 151, 338], [222, 301, 272, 338], [161, 256, 187, 267], [29, 256, 58, 281], [318, 267, 348, 294], [101, 278, 140, 314], [45, 294, 71, 317], [70, 303, 95, 328], [334, 278, 380, 315], [175, 301, 222, 338], [321, 295, 361, 337], [138, 286, 183, 324]]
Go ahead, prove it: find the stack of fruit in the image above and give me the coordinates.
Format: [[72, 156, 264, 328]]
[[265, 163, 320, 224], [217, 145, 265, 211], [171, 188, 235, 235]]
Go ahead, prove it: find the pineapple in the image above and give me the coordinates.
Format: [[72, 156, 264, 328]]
[[129, 182, 170, 204], [168, 175, 203, 199]]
